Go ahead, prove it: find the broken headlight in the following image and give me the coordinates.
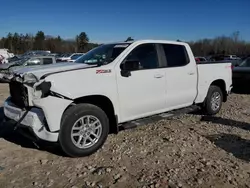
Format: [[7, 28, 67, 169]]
[[23, 73, 38, 84], [35, 81, 52, 98]]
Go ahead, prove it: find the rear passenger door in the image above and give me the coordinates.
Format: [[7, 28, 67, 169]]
[[161, 43, 197, 109]]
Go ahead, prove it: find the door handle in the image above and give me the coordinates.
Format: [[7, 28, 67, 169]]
[[188, 72, 195, 75], [154, 74, 164, 78]]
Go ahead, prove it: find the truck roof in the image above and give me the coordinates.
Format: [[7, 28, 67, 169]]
[[106, 39, 188, 46]]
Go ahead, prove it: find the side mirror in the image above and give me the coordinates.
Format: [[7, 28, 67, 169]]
[[120, 60, 140, 71], [120, 60, 140, 77]]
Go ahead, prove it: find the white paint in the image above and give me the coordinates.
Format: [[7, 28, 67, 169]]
[[32, 96, 72, 132], [3, 39, 232, 142]]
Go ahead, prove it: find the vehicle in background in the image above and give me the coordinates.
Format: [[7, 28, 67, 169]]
[[232, 57, 250, 89], [240, 55, 250, 61], [56, 53, 72, 62], [7, 56, 20, 63], [0, 56, 56, 83], [8, 51, 51, 63], [208, 55, 224, 61], [204, 54, 242, 66], [48, 53, 59, 57], [19, 50, 51, 57], [195, 56, 207, 62], [3, 40, 232, 157], [0, 49, 15, 63], [209, 54, 241, 61], [195, 57, 200, 63], [224, 55, 241, 60], [57, 53, 83, 62], [67, 53, 85, 62], [231, 59, 242, 67]]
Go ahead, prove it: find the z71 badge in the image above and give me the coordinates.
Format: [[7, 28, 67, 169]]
[[96, 69, 111, 74]]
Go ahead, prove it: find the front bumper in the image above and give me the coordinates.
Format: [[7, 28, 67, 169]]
[[3, 98, 59, 142]]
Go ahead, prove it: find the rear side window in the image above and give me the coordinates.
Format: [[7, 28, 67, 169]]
[[43, 58, 53, 65], [162, 44, 189, 67]]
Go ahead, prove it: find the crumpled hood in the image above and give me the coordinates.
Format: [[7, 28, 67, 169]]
[[14, 62, 96, 80], [0, 62, 19, 70]]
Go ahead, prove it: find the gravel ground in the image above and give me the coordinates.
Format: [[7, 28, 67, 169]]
[[1, 84, 250, 188]]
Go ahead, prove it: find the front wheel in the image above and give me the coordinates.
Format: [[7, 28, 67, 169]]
[[59, 104, 109, 157], [202, 85, 223, 115]]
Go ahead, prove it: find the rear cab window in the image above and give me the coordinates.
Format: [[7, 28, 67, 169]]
[[161, 43, 190, 67]]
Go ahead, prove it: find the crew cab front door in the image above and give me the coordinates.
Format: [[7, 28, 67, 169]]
[[116, 43, 167, 122]]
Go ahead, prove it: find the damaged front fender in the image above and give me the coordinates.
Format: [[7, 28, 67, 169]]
[[33, 96, 73, 132]]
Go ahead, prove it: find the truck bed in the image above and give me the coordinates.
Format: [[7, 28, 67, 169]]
[[195, 61, 232, 103]]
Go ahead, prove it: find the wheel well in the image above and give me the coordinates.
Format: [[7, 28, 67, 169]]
[[73, 95, 118, 134], [211, 79, 227, 102]]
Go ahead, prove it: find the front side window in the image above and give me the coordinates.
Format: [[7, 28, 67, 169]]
[[162, 44, 189, 67], [75, 43, 130, 65], [125, 43, 159, 69]]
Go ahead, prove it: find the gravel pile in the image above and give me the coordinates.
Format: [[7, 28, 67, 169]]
[[0, 84, 250, 188]]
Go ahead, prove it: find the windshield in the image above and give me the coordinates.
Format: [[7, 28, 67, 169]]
[[15, 58, 29, 65], [75, 43, 131, 64], [71, 54, 83, 60], [63, 53, 71, 57], [239, 57, 250, 67]]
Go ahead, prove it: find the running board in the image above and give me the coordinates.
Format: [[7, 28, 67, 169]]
[[119, 105, 200, 131]]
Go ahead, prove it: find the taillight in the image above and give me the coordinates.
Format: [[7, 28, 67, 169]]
[[226, 65, 233, 69]]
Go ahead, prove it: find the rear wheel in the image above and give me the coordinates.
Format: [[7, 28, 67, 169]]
[[202, 85, 223, 115], [59, 104, 109, 157]]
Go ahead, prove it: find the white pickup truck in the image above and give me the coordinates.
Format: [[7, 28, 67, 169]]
[[3, 40, 232, 157]]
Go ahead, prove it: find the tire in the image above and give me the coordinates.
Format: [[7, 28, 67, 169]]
[[202, 85, 223, 115], [59, 103, 109, 157]]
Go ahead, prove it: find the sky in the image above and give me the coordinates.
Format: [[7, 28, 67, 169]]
[[0, 0, 249, 43]]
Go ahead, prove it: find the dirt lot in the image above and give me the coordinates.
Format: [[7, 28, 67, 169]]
[[1, 84, 250, 188]]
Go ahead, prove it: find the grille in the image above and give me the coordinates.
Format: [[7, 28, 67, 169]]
[[9, 81, 29, 108]]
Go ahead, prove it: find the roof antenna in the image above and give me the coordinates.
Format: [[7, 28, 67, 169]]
[[125, 37, 134, 42]]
